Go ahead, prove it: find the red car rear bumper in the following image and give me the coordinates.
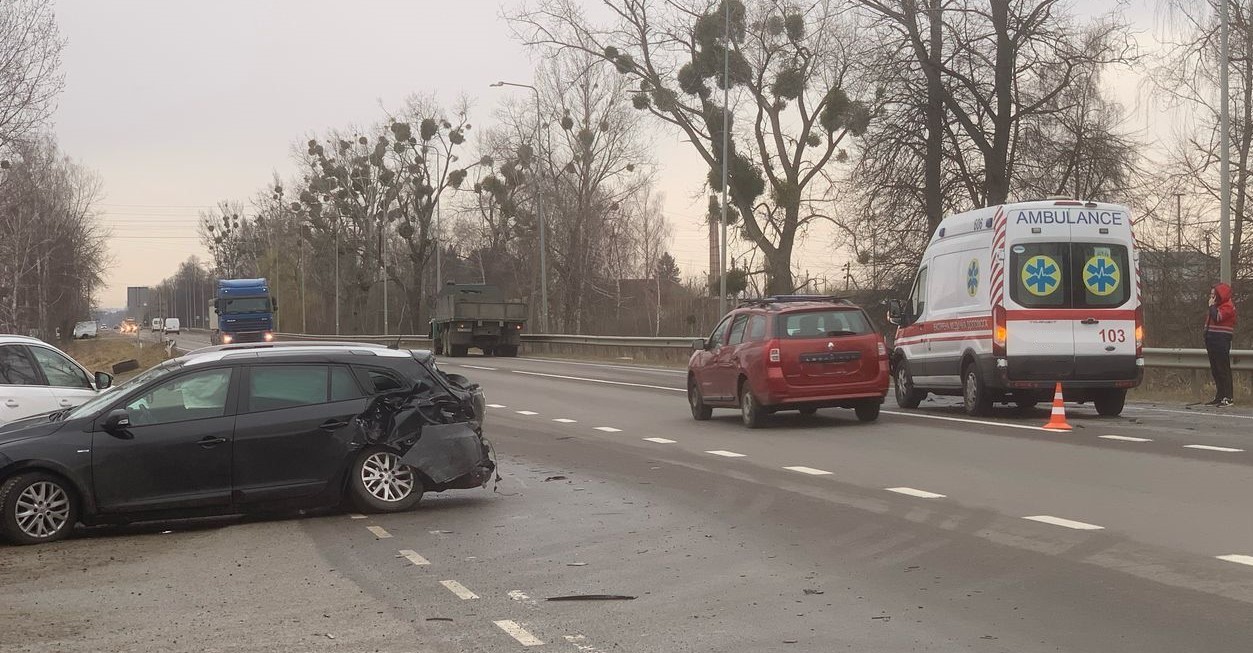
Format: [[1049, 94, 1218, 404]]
[[754, 367, 890, 407]]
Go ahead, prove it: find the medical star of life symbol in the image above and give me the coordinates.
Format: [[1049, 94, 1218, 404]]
[[966, 259, 979, 296], [1084, 256, 1120, 296], [1023, 256, 1059, 296]]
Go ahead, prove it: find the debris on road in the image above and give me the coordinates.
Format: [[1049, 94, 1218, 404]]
[[545, 475, 569, 481], [426, 617, 454, 622], [802, 589, 824, 595], [546, 594, 636, 601], [566, 562, 588, 567]]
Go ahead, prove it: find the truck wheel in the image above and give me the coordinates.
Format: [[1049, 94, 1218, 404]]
[[450, 345, 469, 357], [1094, 389, 1126, 417], [432, 339, 443, 355], [498, 345, 519, 357], [482, 346, 495, 357]]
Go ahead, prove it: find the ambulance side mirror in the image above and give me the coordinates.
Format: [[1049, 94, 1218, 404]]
[[886, 299, 909, 326]]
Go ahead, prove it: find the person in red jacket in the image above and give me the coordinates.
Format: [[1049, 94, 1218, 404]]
[[1205, 282, 1237, 406]]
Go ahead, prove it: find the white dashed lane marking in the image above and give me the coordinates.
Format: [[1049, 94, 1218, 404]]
[[643, 437, 676, 444], [516, 410, 539, 416], [494, 620, 544, 646], [594, 426, 622, 432], [459, 364, 497, 371], [1023, 515, 1104, 530], [1217, 554, 1253, 567], [439, 580, 480, 600], [1184, 444, 1245, 453], [399, 550, 431, 566], [553, 418, 577, 423], [886, 487, 946, 499], [347, 513, 368, 519], [367, 526, 392, 539], [487, 403, 507, 408], [1100, 435, 1153, 442], [783, 466, 832, 475], [706, 450, 746, 458]]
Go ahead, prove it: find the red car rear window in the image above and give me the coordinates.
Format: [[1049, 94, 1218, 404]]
[[776, 309, 872, 338]]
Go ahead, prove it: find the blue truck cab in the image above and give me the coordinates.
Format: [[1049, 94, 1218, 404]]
[[209, 278, 277, 345]]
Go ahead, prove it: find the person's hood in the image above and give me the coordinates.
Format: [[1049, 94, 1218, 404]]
[[1214, 282, 1234, 304]]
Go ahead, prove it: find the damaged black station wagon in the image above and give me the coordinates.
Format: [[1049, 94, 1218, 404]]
[[0, 342, 494, 545]]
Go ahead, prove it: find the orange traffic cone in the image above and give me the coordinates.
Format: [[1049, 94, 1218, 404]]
[[1042, 382, 1072, 431]]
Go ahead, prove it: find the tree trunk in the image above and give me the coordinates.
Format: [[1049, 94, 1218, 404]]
[[985, 0, 1016, 207], [924, 0, 945, 231]]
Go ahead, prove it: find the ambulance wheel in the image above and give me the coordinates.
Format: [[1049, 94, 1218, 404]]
[[1093, 389, 1126, 417], [962, 362, 993, 417], [893, 359, 925, 409]]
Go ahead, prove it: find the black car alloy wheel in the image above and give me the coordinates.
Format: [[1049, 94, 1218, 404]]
[[1, 473, 78, 545]]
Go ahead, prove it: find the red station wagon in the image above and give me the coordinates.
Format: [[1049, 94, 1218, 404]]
[[687, 296, 891, 428]]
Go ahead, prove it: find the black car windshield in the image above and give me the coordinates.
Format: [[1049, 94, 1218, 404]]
[[65, 360, 184, 420], [220, 297, 270, 313]]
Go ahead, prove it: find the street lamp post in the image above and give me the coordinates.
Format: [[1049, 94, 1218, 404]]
[[491, 80, 548, 333]]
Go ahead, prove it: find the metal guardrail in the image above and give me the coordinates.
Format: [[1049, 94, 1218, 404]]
[[272, 332, 1249, 371], [1142, 347, 1252, 371]]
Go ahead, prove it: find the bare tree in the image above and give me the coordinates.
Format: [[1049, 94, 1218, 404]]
[[0, 0, 65, 150], [513, 0, 873, 295]]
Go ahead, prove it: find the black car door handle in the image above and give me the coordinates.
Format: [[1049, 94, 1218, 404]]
[[1081, 318, 1099, 325], [198, 436, 228, 448], [319, 419, 350, 431]]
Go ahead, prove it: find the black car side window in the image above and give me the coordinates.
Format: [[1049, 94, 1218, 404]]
[[330, 365, 365, 401], [247, 365, 330, 412], [0, 345, 40, 385], [125, 368, 232, 427], [358, 367, 409, 394]]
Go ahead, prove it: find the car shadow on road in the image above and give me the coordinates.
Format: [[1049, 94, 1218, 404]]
[[707, 411, 881, 431]]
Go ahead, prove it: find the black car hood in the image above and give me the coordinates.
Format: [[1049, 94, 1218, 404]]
[[0, 416, 69, 447]]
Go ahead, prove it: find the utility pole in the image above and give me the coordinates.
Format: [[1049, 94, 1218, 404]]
[[1219, 0, 1233, 283], [1175, 192, 1184, 252], [490, 81, 548, 332], [718, 0, 730, 318]]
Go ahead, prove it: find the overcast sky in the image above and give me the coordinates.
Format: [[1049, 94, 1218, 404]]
[[51, 0, 1164, 308]]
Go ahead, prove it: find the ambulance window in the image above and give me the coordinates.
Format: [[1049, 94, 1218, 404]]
[[1011, 243, 1068, 308], [1072, 243, 1129, 308], [911, 267, 928, 317]]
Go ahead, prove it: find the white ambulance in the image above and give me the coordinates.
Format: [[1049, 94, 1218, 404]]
[[888, 199, 1142, 417]]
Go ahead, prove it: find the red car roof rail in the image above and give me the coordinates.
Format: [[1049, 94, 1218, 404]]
[[737, 295, 854, 308]]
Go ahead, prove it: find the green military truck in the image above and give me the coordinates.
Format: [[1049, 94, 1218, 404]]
[[430, 284, 528, 357]]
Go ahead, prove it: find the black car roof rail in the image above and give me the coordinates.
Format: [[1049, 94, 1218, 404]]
[[737, 294, 854, 308]]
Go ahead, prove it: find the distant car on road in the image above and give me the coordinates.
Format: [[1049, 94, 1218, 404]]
[[0, 342, 493, 545], [0, 335, 113, 428], [687, 296, 890, 428], [162, 318, 181, 335], [72, 321, 98, 339], [150, 318, 162, 332]]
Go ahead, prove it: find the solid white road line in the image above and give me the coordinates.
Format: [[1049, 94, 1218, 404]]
[[1100, 435, 1153, 442], [885, 487, 946, 499], [487, 403, 507, 408], [494, 620, 544, 646], [512, 369, 684, 392], [459, 364, 497, 371], [367, 526, 392, 539], [439, 580, 480, 600], [783, 466, 832, 475], [1023, 515, 1104, 530], [347, 513, 368, 519], [706, 450, 746, 458], [882, 410, 1049, 431], [594, 426, 622, 432], [515, 410, 539, 416], [1184, 444, 1245, 452], [399, 550, 431, 566], [552, 418, 577, 423], [1128, 406, 1253, 420], [514, 356, 687, 376], [1216, 554, 1253, 567], [643, 437, 677, 443]]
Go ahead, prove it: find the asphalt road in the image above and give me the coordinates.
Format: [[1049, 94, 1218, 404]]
[[6, 339, 1248, 651]]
